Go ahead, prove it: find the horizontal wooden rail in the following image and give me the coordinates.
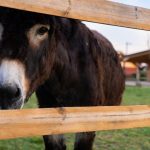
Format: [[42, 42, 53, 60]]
[[0, 0, 150, 30], [0, 105, 150, 140]]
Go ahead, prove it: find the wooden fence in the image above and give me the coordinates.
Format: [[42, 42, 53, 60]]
[[0, 0, 150, 140], [0, 105, 150, 140], [0, 0, 150, 30]]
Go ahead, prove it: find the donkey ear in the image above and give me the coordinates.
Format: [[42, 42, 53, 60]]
[[0, 7, 17, 22], [0, 7, 7, 20], [0, 6, 13, 16]]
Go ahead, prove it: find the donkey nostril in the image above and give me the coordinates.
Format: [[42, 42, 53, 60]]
[[0, 84, 21, 100], [15, 88, 21, 98]]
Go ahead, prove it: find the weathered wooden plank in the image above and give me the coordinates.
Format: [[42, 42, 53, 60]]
[[0, 0, 149, 30], [0, 105, 150, 140]]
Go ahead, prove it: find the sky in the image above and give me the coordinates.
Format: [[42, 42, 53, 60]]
[[84, 0, 150, 54]]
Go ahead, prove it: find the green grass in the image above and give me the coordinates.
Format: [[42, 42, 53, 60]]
[[0, 86, 150, 150], [122, 86, 150, 105]]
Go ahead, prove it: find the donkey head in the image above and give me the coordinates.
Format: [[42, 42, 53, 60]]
[[0, 7, 59, 109]]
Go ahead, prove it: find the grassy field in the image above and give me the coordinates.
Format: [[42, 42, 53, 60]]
[[0, 86, 150, 150]]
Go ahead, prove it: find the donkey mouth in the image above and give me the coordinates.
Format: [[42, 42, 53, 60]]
[[0, 59, 28, 110], [0, 83, 24, 109], [0, 98, 24, 110]]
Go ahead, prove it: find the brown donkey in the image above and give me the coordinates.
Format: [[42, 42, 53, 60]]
[[0, 7, 125, 150]]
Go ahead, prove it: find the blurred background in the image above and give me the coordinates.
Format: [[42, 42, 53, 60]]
[[84, 0, 150, 87]]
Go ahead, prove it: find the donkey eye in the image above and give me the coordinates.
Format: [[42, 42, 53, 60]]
[[37, 27, 49, 35]]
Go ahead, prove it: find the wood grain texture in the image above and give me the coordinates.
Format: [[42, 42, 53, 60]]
[[0, 0, 150, 30], [0, 105, 150, 140]]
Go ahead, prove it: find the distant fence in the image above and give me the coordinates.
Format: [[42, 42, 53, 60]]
[[0, 0, 150, 140]]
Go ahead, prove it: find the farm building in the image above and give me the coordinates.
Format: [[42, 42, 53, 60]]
[[124, 50, 150, 81]]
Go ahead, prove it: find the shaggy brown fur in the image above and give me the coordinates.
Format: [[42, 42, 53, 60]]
[[0, 7, 125, 150]]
